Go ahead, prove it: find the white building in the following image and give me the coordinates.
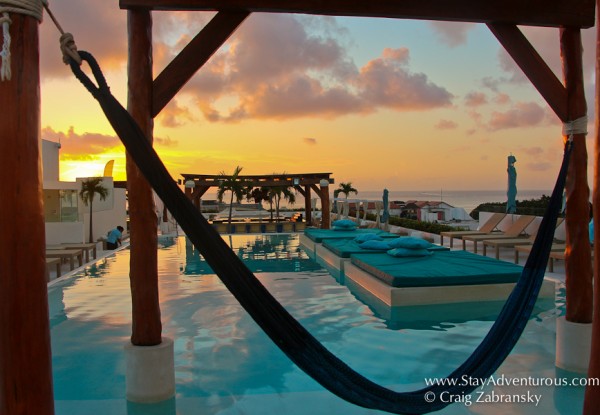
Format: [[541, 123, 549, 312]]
[[42, 140, 127, 245]]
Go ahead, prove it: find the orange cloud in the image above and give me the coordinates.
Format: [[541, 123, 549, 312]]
[[435, 119, 458, 130], [178, 15, 453, 123], [487, 102, 547, 130], [464, 92, 488, 107], [429, 21, 476, 47]]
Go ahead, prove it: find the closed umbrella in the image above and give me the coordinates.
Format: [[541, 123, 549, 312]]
[[382, 189, 390, 230], [506, 155, 517, 214]]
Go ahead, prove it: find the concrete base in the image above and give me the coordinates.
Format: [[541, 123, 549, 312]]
[[556, 316, 592, 374], [125, 337, 175, 403]]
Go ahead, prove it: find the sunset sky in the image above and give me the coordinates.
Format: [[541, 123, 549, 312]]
[[38, 1, 597, 192]]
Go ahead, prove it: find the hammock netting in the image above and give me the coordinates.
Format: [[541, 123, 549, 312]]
[[69, 51, 571, 414]]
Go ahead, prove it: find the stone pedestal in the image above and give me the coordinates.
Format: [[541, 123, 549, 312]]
[[556, 316, 592, 373], [125, 337, 175, 402]]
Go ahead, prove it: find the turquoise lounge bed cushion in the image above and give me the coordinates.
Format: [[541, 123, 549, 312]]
[[350, 250, 523, 287], [304, 228, 396, 243], [387, 247, 432, 257], [322, 238, 448, 258]]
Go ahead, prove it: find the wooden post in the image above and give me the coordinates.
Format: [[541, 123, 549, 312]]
[[304, 185, 312, 224], [584, 3, 600, 410], [127, 9, 162, 346], [560, 27, 593, 324], [0, 14, 54, 414], [320, 182, 330, 229]]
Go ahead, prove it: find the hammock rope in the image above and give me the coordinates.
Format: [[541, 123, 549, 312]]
[[68, 50, 571, 414]]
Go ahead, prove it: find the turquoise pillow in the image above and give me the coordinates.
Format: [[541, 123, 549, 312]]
[[333, 226, 356, 231], [388, 237, 433, 250], [359, 240, 391, 250], [354, 233, 383, 243], [387, 248, 432, 257], [332, 219, 357, 229]]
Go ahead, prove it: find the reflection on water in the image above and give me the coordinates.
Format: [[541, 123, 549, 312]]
[[50, 235, 581, 415], [183, 234, 322, 274]]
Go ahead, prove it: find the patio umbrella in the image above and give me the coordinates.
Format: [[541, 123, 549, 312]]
[[506, 155, 517, 213], [382, 189, 390, 230]]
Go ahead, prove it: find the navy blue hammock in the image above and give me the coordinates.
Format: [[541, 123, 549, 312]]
[[69, 51, 570, 415]]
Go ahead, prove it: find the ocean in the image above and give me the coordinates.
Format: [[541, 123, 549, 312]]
[[353, 189, 551, 213], [201, 189, 551, 214]]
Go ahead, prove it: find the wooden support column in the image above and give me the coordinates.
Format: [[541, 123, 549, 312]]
[[127, 9, 162, 346], [320, 183, 330, 229], [304, 185, 312, 224], [0, 14, 54, 414], [584, 3, 600, 410], [561, 27, 593, 324]]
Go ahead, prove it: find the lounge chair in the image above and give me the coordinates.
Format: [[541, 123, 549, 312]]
[[461, 215, 536, 253], [514, 243, 566, 264], [481, 218, 564, 259], [440, 212, 506, 248]]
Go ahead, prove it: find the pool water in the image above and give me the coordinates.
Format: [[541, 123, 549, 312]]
[[49, 234, 582, 415]]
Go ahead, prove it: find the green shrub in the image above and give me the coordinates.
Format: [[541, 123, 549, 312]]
[[470, 195, 556, 220], [365, 214, 468, 235]]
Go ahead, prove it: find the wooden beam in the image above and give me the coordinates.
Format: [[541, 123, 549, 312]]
[[152, 11, 249, 116], [0, 14, 55, 415], [294, 185, 306, 197], [120, 0, 596, 28], [487, 23, 568, 121]]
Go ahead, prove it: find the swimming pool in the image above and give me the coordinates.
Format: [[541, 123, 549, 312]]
[[49, 234, 581, 414]]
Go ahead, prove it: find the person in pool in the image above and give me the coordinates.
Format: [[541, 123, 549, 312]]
[[106, 226, 124, 250]]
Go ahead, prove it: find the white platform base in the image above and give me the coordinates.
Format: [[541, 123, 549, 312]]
[[344, 263, 555, 307], [556, 316, 592, 374], [125, 337, 175, 403], [299, 234, 317, 257], [315, 244, 349, 272]]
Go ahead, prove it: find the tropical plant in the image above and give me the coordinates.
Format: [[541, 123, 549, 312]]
[[268, 182, 296, 222], [246, 186, 271, 222], [334, 182, 358, 199], [216, 166, 246, 230], [79, 177, 109, 243]]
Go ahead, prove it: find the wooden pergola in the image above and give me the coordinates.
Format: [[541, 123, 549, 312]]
[[1, 0, 599, 414], [181, 172, 333, 225]]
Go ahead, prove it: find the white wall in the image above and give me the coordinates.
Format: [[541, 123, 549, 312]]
[[45, 222, 85, 245], [81, 188, 128, 242], [41, 140, 60, 182]]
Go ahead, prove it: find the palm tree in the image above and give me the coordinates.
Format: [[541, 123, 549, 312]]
[[246, 186, 270, 222], [79, 177, 109, 243], [269, 185, 296, 222], [334, 182, 358, 199], [216, 166, 246, 231]]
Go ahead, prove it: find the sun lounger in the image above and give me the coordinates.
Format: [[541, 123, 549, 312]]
[[440, 212, 506, 248], [481, 218, 564, 259], [45, 258, 61, 282], [461, 215, 536, 253], [61, 242, 98, 263], [547, 249, 594, 272], [514, 243, 566, 264], [344, 250, 554, 306], [45, 249, 84, 271]]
